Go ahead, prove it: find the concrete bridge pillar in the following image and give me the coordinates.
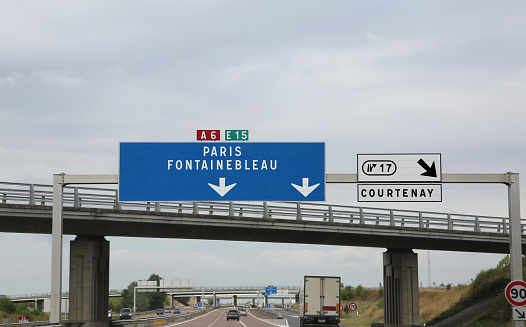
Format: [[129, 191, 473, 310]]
[[68, 236, 110, 327], [383, 249, 419, 327], [232, 295, 238, 307], [36, 299, 44, 312]]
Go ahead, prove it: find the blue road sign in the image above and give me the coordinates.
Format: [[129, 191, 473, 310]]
[[119, 142, 325, 201], [265, 286, 277, 295]]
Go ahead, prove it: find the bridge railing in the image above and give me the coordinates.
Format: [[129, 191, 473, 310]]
[[0, 181, 522, 235]]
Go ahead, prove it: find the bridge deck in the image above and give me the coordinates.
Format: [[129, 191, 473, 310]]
[[0, 181, 524, 254]]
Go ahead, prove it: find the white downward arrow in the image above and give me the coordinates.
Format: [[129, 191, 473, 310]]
[[208, 178, 236, 197], [291, 178, 320, 197]]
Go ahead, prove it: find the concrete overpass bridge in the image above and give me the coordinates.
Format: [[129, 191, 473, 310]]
[[0, 177, 523, 327], [6, 286, 300, 312]]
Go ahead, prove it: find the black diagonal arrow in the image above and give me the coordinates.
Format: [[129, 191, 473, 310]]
[[516, 308, 526, 319], [417, 159, 437, 177]]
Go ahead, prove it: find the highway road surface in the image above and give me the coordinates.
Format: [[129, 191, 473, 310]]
[[160, 308, 289, 327], [271, 309, 298, 327]]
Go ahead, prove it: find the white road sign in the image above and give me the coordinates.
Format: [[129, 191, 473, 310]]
[[357, 153, 442, 182], [513, 307, 526, 321], [358, 184, 442, 202]]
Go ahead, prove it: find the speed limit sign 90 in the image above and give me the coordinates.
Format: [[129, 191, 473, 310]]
[[505, 280, 526, 306]]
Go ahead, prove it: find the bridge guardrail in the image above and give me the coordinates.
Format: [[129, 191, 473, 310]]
[[0, 181, 523, 235]]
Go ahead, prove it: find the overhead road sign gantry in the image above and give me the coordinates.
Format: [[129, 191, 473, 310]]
[[119, 142, 325, 201], [357, 153, 442, 182]]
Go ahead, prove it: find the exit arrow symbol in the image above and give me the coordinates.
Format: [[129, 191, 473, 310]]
[[208, 178, 236, 197], [291, 178, 320, 197], [517, 309, 526, 319], [417, 159, 437, 178]]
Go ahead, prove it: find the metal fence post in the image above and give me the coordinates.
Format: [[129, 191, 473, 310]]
[[328, 205, 334, 223], [29, 184, 35, 205], [390, 209, 395, 226], [419, 211, 424, 228], [229, 202, 234, 216], [474, 216, 481, 232], [359, 207, 365, 224], [114, 190, 121, 210], [296, 202, 302, 221], [263, 202, 269, 218], [447, 214, 453, 230], [74, 187, 80, 207]]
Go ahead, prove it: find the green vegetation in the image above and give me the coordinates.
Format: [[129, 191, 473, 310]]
[[355, 284, 368, 300], [339, 255, 520, 327], [426, 255, 516, 326], [341, 285, 354, 301], [121, 273, 168, 311], [0, 297, 48, 322]]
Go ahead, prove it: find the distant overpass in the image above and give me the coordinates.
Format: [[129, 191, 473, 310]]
[[6, 286, 300, 311]]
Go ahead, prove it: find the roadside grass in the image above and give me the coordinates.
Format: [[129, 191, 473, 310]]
[[340, 287, 468, 327], [0, 307, 49, 323]]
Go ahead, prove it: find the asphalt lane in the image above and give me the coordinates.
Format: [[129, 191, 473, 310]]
[[160, 308, 288, 327]]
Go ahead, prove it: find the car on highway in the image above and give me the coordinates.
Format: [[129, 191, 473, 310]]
[[173, 308, 181, 314], [277, 313, 283, 319], [156, 309, 164, 315], [226, 309, 240, 321], [119, 308, 132, 320], [164, 307, 171, 313], [239, 309, 247, 316]]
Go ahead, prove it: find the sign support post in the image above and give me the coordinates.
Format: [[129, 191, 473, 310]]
[[50, 174, 64, 324], [50, 174, 118, 323], [508, 172, 523, 327]]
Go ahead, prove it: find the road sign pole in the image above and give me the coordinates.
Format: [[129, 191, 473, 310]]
[[50, 174, 64, 324], [508, 173, 523, 327], [50, 174, 118, 323]]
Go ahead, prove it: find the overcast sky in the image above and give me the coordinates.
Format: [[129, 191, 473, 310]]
[[1, 1, 526, 296]]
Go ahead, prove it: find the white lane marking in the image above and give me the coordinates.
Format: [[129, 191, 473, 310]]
[[246, 310, 287, 327], [206, 310, 225, 327], [165, 309, 221, 326]]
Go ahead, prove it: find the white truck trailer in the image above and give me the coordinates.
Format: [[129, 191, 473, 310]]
[[298, 276, 341, 327]]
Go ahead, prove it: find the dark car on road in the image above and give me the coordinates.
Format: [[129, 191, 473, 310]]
[[119, 308, 132, 320], [227, 309, 240, 321]]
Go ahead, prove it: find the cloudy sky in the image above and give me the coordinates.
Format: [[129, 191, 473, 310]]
[[1, 1, 525, 296]]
